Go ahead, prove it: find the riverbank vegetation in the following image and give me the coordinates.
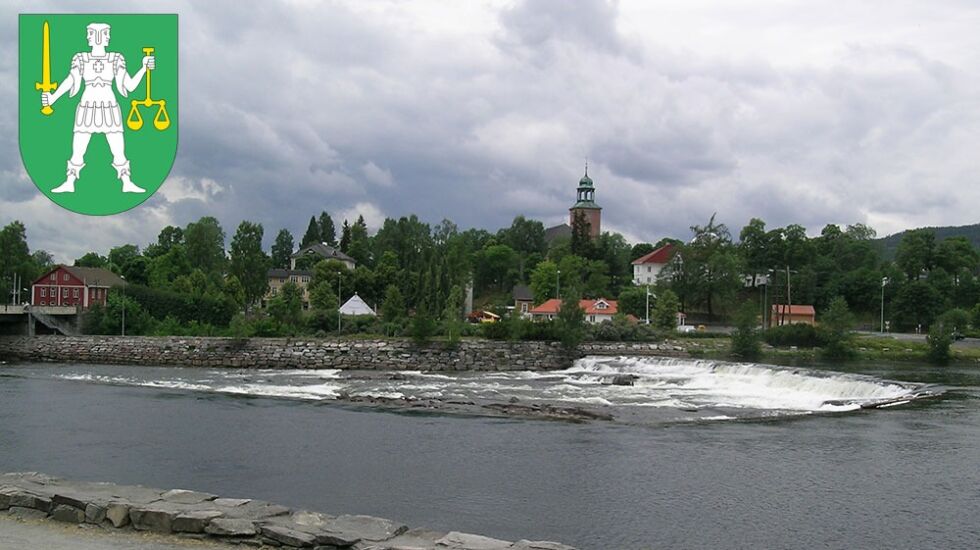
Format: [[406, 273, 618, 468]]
[[3, 210, 980, 366]]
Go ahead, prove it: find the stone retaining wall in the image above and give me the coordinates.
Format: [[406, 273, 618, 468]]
[[0, 335, 686, 370], [0, 472, 574, 549]]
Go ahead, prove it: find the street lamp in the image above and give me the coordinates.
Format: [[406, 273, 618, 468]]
[[120, 275, 126, 336], [645, 285, 655, 325], [556, 269, 561, 301], [336, 271, 342, 333], [880, 277, 889, 334]]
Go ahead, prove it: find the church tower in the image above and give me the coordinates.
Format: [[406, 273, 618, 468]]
[[569, 164, 601, 239]]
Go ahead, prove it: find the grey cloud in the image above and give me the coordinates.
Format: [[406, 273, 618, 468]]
[[3, 0, 980, 261]]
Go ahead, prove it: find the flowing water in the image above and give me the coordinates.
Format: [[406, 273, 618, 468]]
[[1, 357, 978, 549]]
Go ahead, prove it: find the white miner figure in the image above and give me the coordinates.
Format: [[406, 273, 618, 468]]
[[41, 23, 155, 193]]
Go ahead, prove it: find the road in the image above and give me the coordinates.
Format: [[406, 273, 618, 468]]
[[856, 331, 980, 349], [0, 516, 225, 550]]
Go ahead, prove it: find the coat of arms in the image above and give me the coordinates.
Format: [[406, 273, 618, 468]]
[[19, 14, 178, 215]]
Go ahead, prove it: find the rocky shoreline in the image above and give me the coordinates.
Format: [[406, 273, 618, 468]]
[[0, 335, 689, 371], [0, 472, 574, 549]]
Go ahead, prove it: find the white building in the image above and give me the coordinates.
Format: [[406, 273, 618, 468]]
[[339, 293, 376, 316], [631, 243, 676, 285]]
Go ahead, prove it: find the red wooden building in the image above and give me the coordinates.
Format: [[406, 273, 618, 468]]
[[31, 266, 126, 308]]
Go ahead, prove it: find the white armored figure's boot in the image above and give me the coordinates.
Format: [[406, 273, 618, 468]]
[[51, 161, 84, 193], [114, 161, 145, 193]]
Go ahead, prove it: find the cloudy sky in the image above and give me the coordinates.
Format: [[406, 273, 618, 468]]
[[3, 0, 980, 262]]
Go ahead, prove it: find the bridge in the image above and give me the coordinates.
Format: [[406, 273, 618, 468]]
[[0, 304, 80, 336]]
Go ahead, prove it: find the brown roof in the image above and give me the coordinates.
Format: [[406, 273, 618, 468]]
[[771, 304, 816, 316], [631, 243, 676, 265], [529, 298, 619, 316], [61, 266, 127, 287]]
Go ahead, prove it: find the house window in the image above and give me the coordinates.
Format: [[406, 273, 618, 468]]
[[41, 288, 46, 297], [290, 276, 297, 283], [590, 315, 596, 323], [63, 288, 69, 297], [302, 276, 310, 283], [63, 274, 69, 281], [50, 274, 56, 281], [40, 300, 45, 306], [647, 266, 651, 272], [73, 289, 79, 298], [521, 303, 528, 313]]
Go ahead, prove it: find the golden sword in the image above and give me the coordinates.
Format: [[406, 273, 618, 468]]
[[35, 21, 57, 116]]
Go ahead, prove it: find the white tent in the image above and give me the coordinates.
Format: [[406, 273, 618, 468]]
[[339, 293, 376, 316]]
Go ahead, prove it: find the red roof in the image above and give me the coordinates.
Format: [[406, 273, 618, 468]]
[[631, 243, 676, 265], [528, 298, 618, 316], [771, 304, 816, 316]]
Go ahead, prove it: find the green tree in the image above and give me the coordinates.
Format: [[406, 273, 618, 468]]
[[318, 211, 337, 246], [147, 244, 191, 288], [618, 286, 647, 318], [529, 260, 559, 305], [0, 221, 35, 294], [144, 225, 183, 258], [730, 301, 761, 361], [268, 281, 303, 327], [926, 320, 953, 365], [308, 259, 348, 311], [347, 215, 372, 266], [107, 244, 140, 273], [938, 308, 971, 334], [891, 280, 942, 331], [74, 252, 108, 268], [556, 287, 585, 351], [229, 221, 269, 310], [443, 285, 464, 343], [223, 274, 246, 310], [184, 216, 226, 274], [934, 236, 979, 274], [301, 216, 320, 247], [270, 229, 295, 269], [819, 297, 855, 360], [381, 284, 406, 321], [895, 228, 936, 281], [652, 289, 680, 331]]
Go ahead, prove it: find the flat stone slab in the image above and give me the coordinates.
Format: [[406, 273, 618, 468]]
[[213, 497, 250, 507], [173, 509, 223, 533], [7, 506, 49, 521], [205, 517, 258, 536], [161, 489, 217, 504], [51, 503, 86, 523], [436, 531, 514, 550], [130, 506, 179, 533], [260, 523, 318, 547]]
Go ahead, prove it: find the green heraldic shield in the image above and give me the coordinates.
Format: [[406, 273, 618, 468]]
[[19, 14, 178, 215]]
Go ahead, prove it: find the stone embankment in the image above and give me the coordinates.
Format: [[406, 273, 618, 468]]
[[0, 335, 688, 370], [0, 472, 574, 550]]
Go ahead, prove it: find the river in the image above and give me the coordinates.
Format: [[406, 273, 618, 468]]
[[1, 357, 978, 549]]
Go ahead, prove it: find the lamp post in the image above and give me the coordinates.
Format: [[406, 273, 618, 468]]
[[556, 269, 561, 301], [645, 285, 656, 325], [120, 275, 126, 336], [880, 277, 889, 334], [336, 271, 342, 333]]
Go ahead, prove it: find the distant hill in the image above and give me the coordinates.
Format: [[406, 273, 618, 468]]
[[875, 223, 980, 260]]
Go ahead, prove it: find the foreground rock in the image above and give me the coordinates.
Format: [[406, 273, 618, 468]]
[[0, 472, 575, 549]]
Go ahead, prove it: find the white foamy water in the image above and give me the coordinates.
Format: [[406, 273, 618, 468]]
[[39, 356, 936, 422]]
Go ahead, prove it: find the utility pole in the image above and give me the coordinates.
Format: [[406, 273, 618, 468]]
[[336, 271, 342, 333], [645, 284, 651, 325], [880, 277, 889, 333], [556, 269, 561, 301], [120, 276, 127, 336]]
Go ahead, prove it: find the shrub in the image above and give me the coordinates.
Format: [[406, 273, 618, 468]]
[[764, 323, 821, 348], [730, 301, 761, 361], [819, 297, 855, 361], [927, 321, 953, 365]]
